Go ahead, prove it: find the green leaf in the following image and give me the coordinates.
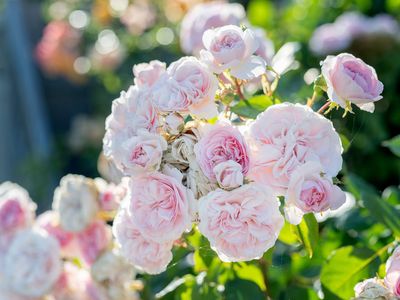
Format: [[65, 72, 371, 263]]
[[230, 95, 274, 119], [224, 279, 265, 300], [233, 263, 266, 291], [313, 74, 327, 93], [247, 0, 274, 28], [383, 135, 400, 157], [345, 174, 400, 237], [339, 134, 350, 153], [291, 214, 319, 258], [278, 221, 299, 245], [321, 246, 382, 300]]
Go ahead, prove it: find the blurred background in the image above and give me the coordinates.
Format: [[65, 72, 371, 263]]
[[1, 0, 399, 212]]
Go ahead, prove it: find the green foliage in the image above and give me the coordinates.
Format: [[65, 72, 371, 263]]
[[321, 246, 382, 299], [230, 95, 276, 118], [383, 135, 400, 157], [291, 214, 319, 258]]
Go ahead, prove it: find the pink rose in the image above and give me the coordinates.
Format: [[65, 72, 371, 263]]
[[321, 53, 384, 112], [200, 25, 266, 80], [2, 229, 62, 298], [133, 60, 166, 87], [194, 122, 250, 182], [76, 221, 111, 266], [180, 1, 246, 55], [113, 130, 167, 176], [309, 24, 352, 56], [103, 85, 160, 163], [198, 183, 284, 262], [284, 162, 346, 225], [127, 171, 194, 242], [113, 205, 173, 274], [385, 246, 400, 297], [153, 57, 218, 119], [36, 211, 77, 257], [213, 160, 243, 190], [94, 178, 126, 212], [248, 103, 343, 196], [0, 182, 36, 254]]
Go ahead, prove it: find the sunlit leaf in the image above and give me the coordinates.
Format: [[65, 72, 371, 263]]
[[233, 263, 266, 291], [321, 246, 382, 300], [291, 214, 319, 258], [224, 279, 265, 300], [230, 95, 274, 119]]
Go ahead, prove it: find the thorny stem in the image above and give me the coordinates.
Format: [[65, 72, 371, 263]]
[[317, 101, 331, 114], [307, 91, 318, 107]]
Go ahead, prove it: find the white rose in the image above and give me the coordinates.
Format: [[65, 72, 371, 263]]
[[53, 174, 99, 232], [3, 229, 62, 298]]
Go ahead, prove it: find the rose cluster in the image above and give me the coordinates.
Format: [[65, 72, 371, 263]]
[[310, 11, 400, 56], [354, 246, 400, 299], [99, 1, 384, 275], [0, 178, 140, 300]]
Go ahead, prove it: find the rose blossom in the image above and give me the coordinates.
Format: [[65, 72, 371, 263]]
[[91, 249, 133, 284], [309, 23, 352, 56], [198, 183, 284, 262], [200, 25, 266, 80], [53, 174, 99, 232], [103, 85, 160, 166], [52, 262, 108, 300], [385, 246, 400, 297], [180, 1, 246, 55], [113, 205, 173, 274], [127, 170, 194, 242], [248, 103, 343, 196], [284, 162, 346, 225], [164, 113, 185, 135], [165, 132, 198, 167], [213, 160, 243, 190], [112, 129, 167, 176], [153, 57, 218, 119], [94, 178, 126, 212], [2, 229, 62, 298], [321, 53, 384, 112], [0, 182, 36, 253], [36, 210, 77, 257], [133, 60, 166, 87], [354, 278, 393, 299], [194, 122, 250, 182], [76, 220, 112, 266]]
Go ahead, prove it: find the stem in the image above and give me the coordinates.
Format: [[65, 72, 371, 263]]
[[261, 74, 272, 96], [234, 78, 245, 100], [307, 91, 318, 107], [259, 258, 271, 299], [317, 101, 331, 114]]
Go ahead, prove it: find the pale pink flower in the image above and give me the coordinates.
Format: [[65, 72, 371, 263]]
[[321, 53, 384, 112], [153, 56, 218, 119], [103, 85, 160, 164], [36, 211, 78, 257], [133, 60, 166, 87], [194, 122, 250, 182], [113, 205, 173, 274], [354, 278, 392, 299], [198, 183, 284, 262], [309, 23, 352, 56], [127, 171, 194, 242], [385, 246, 400, 297], [200, 25, 266, 80], [112, 130, 167, 176], [213, 160, 243, 190], [2, 229, 62, 298], [284, 162, 346, 225], [94, 178, 126, 212], [180, 1, 246, 55], [0, 182, 36, 254], [76, 221, 112, 266], [248, 103, 343, 196]]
